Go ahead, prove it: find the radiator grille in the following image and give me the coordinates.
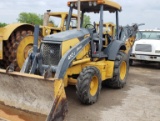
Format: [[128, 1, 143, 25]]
[[135, 44, 152, 52], [41, 43, 61, 65]]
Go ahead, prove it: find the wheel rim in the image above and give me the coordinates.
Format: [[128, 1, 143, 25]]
[[24, 44, 33, 59], [90, 76, 98, 96], [17, 35, 34, 68], [120, 61, 127, 80]]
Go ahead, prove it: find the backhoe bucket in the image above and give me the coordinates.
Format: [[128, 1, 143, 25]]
[[0, 69, 67, 121]]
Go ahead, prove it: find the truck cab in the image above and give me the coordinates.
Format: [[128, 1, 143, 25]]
[[130, 29, 160, 65]]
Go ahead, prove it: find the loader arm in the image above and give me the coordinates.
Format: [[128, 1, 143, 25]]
[[13, 34, 91, 121], [55, 37, 91, 79], [20, 27, 92, 77]]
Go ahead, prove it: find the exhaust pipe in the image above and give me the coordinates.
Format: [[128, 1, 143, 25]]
[[43, 10, 51, 26]]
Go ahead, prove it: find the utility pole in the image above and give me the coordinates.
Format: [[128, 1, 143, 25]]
[[77, 0, 81, 30]]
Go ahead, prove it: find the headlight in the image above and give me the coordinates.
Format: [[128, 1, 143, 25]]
[[89, 1, 92, 6], [93, 2, 97, 6]]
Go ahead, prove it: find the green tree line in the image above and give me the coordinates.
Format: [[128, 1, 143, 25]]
[[17, 12, 43, 25], [0, 23, 7, 27], [0, 12, 91, 27]]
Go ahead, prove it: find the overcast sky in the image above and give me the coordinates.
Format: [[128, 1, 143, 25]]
[[0, 0, 159, 29]]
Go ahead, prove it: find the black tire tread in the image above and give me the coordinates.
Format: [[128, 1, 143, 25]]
[[3, 29, 33, 71], [106, 52, 129, 88], [76, 66, 101, 105]]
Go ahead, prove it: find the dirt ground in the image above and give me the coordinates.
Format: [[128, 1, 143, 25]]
[[65, 62, 160, 121], [0, 62, 160, 121]]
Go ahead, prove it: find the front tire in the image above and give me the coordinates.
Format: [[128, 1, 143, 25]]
[[76, 66, 101, 104], [106, 52, 129, 88]]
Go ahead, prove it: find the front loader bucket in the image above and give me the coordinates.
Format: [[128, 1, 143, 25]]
[[0, 69, 67, 121]]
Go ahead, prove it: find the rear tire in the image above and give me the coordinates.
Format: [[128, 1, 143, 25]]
[[106, 52, 129, 88], [76, 66, 101, 104]]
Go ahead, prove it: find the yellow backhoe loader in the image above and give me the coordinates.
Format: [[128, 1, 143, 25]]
[[96, 22, 115, 36], [0, 0, 142, 121], [96, 22, 115, 46], [0, 11, 77, 71]]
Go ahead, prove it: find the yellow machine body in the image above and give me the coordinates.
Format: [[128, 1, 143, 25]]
[[0, 23, 34, 60], [56, 34, 135, 86], [57, 33, 116, 86], [0, 12, 77, 70], [42, 12, 77, 36], [0, 0, 139, 121]]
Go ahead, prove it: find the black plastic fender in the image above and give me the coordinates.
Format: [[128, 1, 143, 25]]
[[104, 40, 126, 61]]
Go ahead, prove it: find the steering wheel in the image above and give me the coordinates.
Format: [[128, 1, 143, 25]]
[[85, 24, 95, 29], [85, 24, 96, 33]]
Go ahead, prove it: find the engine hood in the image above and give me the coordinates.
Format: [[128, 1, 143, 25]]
[[43, 28, 90, 42]]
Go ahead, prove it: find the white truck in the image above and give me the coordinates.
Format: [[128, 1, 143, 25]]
[[130, 29, 160, 65]]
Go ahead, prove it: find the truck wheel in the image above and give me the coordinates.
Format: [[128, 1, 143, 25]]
[[107, 52, 129, 88], [76, 66, 101, 104], [129, 59, 133, 66], [158, 63, 160, 69]]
